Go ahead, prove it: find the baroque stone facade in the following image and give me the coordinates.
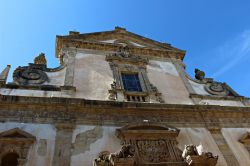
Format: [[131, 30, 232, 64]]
[[0, 27, 250, 166]]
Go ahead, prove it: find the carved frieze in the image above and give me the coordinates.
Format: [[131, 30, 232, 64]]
[[115, 123, 185, 165]]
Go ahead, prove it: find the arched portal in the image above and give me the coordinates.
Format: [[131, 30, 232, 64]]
[[1, 152, 19, 166]]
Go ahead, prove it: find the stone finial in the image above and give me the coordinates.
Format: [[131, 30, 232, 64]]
[[0, 65, 11, 85], [34, 53, 47, 65], [115, 26, 126, 33], [195, 68, 205, 81]]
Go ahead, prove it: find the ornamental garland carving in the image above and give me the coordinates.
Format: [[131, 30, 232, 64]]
[[106, 46, 149, 65], [114, 123, 184, 165]]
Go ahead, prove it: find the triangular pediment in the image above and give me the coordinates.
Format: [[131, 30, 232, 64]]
[[56, 27, 186, 60], [0, 128, 36, 140]]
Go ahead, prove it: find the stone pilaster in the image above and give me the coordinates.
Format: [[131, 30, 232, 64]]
[[64, 50, 76, 86], [171, 59, 197, 103], [208, 127, 240, 166], [52, 123, 75, 166]]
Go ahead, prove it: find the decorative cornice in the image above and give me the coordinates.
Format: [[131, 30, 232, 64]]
[[56, 39, 185, 60]]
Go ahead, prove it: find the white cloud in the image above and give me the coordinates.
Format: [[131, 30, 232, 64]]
[[212, 30, 250, 77]]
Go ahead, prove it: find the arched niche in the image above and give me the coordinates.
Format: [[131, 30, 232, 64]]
[[0, 128, 36, 166]]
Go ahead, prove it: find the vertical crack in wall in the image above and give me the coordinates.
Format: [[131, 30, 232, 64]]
[[72, 126, 103, 155]]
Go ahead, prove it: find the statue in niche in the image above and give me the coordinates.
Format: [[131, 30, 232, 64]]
[[194, 68, 205, 81], [34, 52, 47, 65]]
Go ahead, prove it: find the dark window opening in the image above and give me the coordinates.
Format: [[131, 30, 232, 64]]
[[2, 152, 19, 166], [121, 73, 142, 92]]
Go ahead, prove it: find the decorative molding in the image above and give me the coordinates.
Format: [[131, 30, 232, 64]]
[[56, 39, 185, 61], [1, 95, 250, 128], [115, 123, 185, 165], [0, 128, 36, 166], [106, 46, 149, 66]]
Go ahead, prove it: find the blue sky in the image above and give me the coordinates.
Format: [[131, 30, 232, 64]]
[[0, 0, 250, 97]]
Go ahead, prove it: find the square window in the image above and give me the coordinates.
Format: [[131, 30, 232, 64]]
[[121, 73, 142, 92]]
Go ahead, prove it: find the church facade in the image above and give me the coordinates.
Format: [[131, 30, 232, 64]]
[[0, 27, 250, 166]]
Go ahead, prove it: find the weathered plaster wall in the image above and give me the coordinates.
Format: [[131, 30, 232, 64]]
[[0, 122, 56, 166], [222, 128, 250, 166], [188, 79, 209, 95], [147, 60, 193, 104], [43, 68, 66, 86], [70, 125, 121, 166], [73, 52, 113, 100], [177, 128, 228, 166]]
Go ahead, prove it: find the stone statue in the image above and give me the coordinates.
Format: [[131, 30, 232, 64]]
[[182, 144, 199, 159], [34, 53, 47, 65], [110, 145, 135, 159], [182, 144, 218, 166], [93, 151, 112, 166], [93, 145, 135, 166], [194, 68, 205, 81]]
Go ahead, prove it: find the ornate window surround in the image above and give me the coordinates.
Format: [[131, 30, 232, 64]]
[[106, 46, 164, 103]]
